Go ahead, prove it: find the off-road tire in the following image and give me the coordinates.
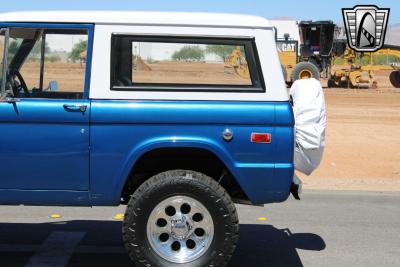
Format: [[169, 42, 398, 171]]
[[327, 79, 336, 88], [122, 170, 239, 267], [291, 61, 320, 82], [389, 70, 400, 88]]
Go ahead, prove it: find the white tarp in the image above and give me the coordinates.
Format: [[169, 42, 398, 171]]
[[290, 78, 326, 175]]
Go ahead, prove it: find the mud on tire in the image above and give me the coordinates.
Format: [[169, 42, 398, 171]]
[[122, 170, 239, 267]]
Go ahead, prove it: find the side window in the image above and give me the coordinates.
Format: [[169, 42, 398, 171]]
[[41, 33, 87, 93], [8, 28, 88, 99], [111, 35, 264, 92]]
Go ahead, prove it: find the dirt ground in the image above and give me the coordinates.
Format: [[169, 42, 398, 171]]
[[20, 62, 85, 92], [20, 61, 251, 90], [300, 70, 400, 191], [133, 61, 251, 85]]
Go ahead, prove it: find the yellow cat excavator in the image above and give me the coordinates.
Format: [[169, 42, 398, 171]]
[[275, 21, 337, 84]]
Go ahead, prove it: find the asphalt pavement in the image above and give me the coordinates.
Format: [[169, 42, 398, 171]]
[[0, 190, 399, 267]]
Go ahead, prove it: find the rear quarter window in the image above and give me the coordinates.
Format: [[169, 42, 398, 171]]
[[110, 35, 265, 92]]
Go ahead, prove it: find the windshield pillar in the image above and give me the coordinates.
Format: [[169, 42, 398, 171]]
[[0, 28, 10, 99]]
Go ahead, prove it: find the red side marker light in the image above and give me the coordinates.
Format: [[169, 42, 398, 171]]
[[251, 133, 271, 143]]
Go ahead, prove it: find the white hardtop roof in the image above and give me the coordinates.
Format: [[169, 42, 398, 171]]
[[0, 11, 271, 29]]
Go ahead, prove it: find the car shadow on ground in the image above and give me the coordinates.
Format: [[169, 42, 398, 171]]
[[0, 221, 325, 267], [230, 224, 326, 266]]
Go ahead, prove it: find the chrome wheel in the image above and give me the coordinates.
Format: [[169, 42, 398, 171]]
[[146, 195, 214, 264]]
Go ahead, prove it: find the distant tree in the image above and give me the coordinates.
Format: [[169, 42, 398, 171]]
[[172, 45, 204, 61], [206, 45, 236, 60], [69, 40, 87, 62]]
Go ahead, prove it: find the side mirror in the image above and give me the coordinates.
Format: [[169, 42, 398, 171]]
[[47, 80, 58, 91]]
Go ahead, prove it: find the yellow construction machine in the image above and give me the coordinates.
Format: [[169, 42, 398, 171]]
[[275, 33, 298, 82], [371, 46, 400, 88], [275, 21, 337, 85], [133, 56, 152, 71], [224, 46, 250, 79], [329, 45, 400, 88]]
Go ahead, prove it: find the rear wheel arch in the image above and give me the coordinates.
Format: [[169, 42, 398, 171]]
[[120, 147, 250, 204]]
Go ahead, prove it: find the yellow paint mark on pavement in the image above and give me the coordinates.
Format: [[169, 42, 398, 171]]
[[257, 217, 268, 221], [50, 214, 61, 219], [113, 213, 125, 220]]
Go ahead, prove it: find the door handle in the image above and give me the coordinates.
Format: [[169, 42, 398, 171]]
[[63, 104, 87, 112]]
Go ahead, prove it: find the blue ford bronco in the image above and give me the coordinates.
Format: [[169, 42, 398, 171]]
[[0, 11, 303, 267]]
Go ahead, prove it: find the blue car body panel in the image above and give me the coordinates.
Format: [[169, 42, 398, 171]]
[[0, 190, 90, 206], [0, 99, 294, 205], [89, 100, 294, 205], [0, 99, 90, 191]]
